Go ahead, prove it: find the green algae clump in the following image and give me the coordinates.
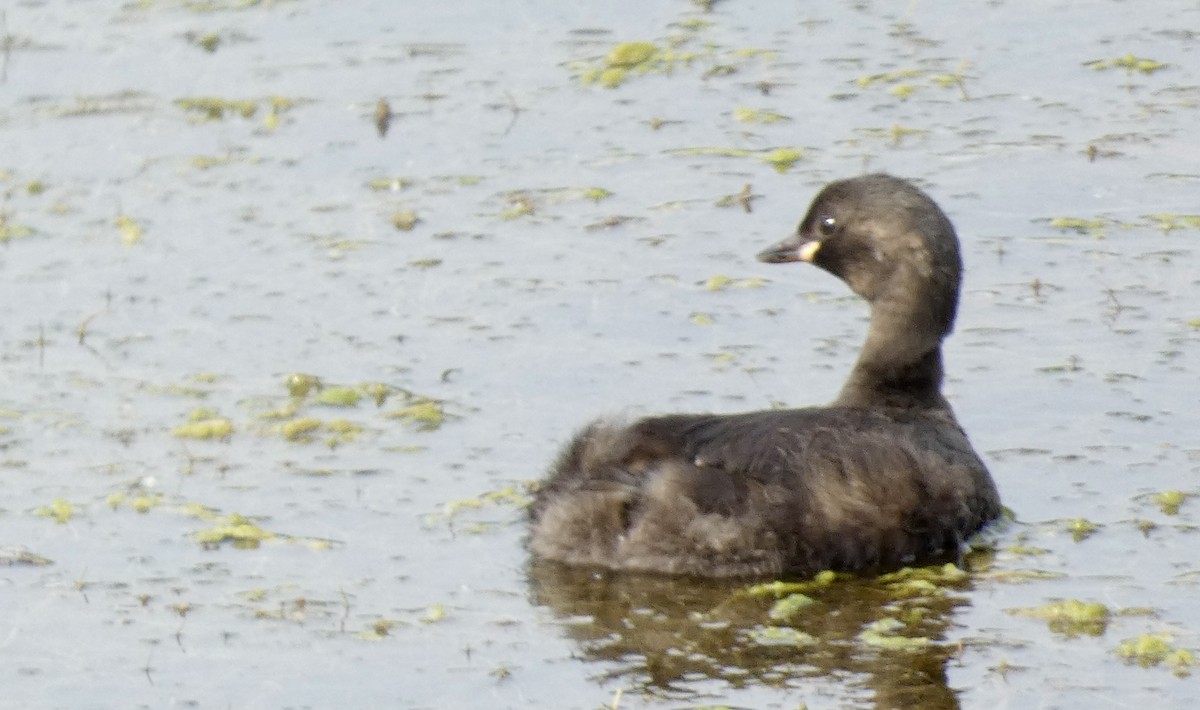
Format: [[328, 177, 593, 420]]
[[606, 41, 658, 68], [1151, 489, 1188, 515], [1010, 599, 1110, 636], [36, 498, 75, 524], [282, 417, 323, 442], [1116, 633, 1194, 674], [173, 408, 234, 440], [767, 593, 816, 621], [388, 398, 445, 431], [194, 513, 276, 549], [747, 626, 817, 647], [315, 386, 362, 407], [583, 41, 661, 88]]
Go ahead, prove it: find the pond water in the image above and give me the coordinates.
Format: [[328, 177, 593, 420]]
[[2, 1, 1199, 708]]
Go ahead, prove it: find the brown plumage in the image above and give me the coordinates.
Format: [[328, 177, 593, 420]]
[[528, 174, 1001, 578]]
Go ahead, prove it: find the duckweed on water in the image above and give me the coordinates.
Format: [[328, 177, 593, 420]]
[[1010, 599, 1111, 636]]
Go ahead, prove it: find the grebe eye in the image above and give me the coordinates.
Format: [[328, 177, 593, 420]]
[[818, 215, 837, 237]]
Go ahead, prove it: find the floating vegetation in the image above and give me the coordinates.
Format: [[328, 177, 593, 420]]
[[178, 0, 270, 10], [579, 41, 668, 88], [496, 186, 613, 221], [977, 568, 1066, 583], [434, 485, 531, 523], [281, 417, 362, 447], [745, 570, 840, 598], [1046, 216, 1112, 236], [194, 513, 276, 549], [760, 147, 804, 172], [855, 68, 924, 89], [46, 91, 152, 118], [1116, 633, 1195, 675], [573, 28, 774, 89], [172, 407, 234, 440], [689, 312, 714, 326], [194, 32, 220, 52], [107, 493, 164, 514], [1009, 599, 1111, 637], [746, 625, 817, 647], [358, 618, 403, 640], [715, 184, 759, 211], [391, 210, 420, 231], [704, 274, 766, 291], [420, 603, 447, 624], [1064, 517, 1100, 542], [285, 372, 322, 398], [584, 215, 640, 231], [1150, 490, 1189, 515], [315, 386, 363, 407], [1084, 54, 1168, 75], [877, 562, 968, 598], [281, 417, 322, 442], [35, 498, 75, 524], [368, 177, 416, 192], [667, 146, 806, 173], [115, 214, 143, 246], [0, 211, 34, 243], [176, 96, 258, 120], [858, 124, 929, 147], [1144, 213, 1200, 232], [175, 95, 300, 124], [767, 593, 816, 621], [733, 107, 790, 123], [0, 547, 53, 566], [858, 617, 931, 650], [387, 397, 446, 431], [853, 61, 972, 101]]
